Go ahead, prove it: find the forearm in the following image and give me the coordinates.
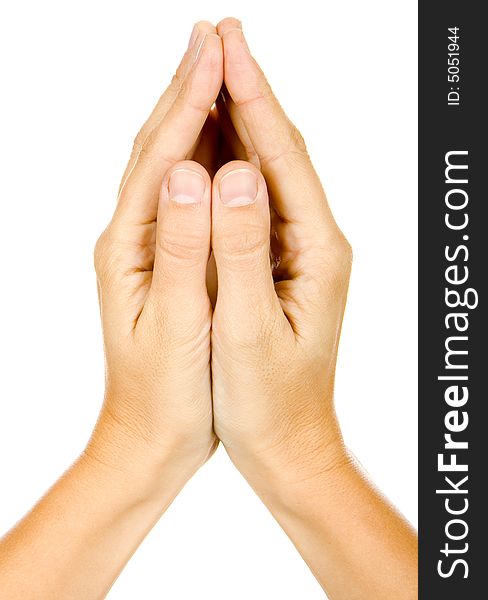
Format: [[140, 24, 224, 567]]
[[234, 439, 417, 600], [0, 417, 198, 599]]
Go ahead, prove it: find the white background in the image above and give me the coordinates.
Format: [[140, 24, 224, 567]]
[[0, 1, 417, 598]]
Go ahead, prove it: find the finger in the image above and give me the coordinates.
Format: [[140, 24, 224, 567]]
[[217, 18, 338, 237], [148, 160, 211, 310], [115, 31, 223, 228], [119, 21, 216, 193], [211, 161, 282, 327]]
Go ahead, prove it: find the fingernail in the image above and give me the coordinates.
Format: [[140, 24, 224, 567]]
[[188, 25, 199, 49], [219, 169, 258, 207], [169, 169, 206, 204]]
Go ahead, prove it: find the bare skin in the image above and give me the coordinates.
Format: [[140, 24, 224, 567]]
[[0, 18, 418, 600]]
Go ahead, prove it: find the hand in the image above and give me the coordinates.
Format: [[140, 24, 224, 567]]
[[0, 19, 417, 600], [211, 19, 351, 482], [210, 19, 417, 600], [89, 21, 223, 488], [0, 23, 229, 600]]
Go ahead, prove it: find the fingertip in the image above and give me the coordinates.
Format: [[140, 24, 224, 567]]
[[217, 29, 258, 106], [221, 26, 250, 59], [217, 16, 250, 60], [190, 33, 223, 103], [194, 20, 217, 33], [187, 21, 216, 53], [216, 17, 242, 36]]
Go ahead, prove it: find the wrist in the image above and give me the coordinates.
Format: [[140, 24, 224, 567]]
[[226, 420, 351, 513], [84, 407, 214, 505]]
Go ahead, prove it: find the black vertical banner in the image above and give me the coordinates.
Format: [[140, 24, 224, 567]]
[[419, 3, 486, 598]]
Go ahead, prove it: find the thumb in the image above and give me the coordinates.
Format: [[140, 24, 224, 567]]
[[212, 161, 280, 330], [150, 160, 211, 312]]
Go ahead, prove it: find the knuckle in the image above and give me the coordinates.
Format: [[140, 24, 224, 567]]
[[136, 131, 153, 158], [318, 232, 353, 271], [233, 77, 270, 108], [333, 234, 353, 271], [94, 230, 123, 283], [307, 233, 352, 297], [132, 136, 143, 154], [136, 125, 159, 159], [324, 242, 353, 292], [218, 226, 268, 266], [93, 229, 110, 275], [170, 72, 182, 91], [289, 123, 307, 154], [131, 129, 145, 155], [260, 125, 310, 170], [93, 226, 127, 281], [135, 127, 177, 167], [157, 229, 207, 264], [175, 82, 209, 115]]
